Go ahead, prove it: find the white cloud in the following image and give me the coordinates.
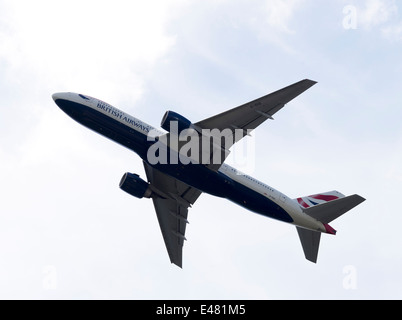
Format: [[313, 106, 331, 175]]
[[243, 0, 306, 54], [264, 0, 305, 33], [358, 0, 397, 28], [357, 0, 399, 32], [342, 0, 402, 41], [0, 0, 181, 103], [381, 21, 402, 41], [357, 0, 402, 41]]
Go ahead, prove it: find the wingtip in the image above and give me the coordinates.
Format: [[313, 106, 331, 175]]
[[170, 256, 183, 268], [356, 194, 366, 203], [172, 262, 183, 269], [304, 79, 318, 86]]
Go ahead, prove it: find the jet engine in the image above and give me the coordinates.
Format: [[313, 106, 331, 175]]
[[119, 173, 152, 199], [161, 111, 196, 134]]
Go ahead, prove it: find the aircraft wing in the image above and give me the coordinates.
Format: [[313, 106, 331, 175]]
[[194, 79, 317, 150], [143, 161, 202, 268]]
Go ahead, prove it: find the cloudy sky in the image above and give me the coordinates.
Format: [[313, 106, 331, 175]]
[[1, 0, 401, 299]]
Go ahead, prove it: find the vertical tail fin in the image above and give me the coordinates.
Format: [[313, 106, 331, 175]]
[[296, 227, 321, 263], [295, 190, 345, 209], [295, 193, 366, 263]]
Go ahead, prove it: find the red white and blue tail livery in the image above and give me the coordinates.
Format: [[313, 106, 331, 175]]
[[296, 191, 344, 209]]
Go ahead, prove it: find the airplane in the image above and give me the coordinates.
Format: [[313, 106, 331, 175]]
[[52, 79, 365, 268]]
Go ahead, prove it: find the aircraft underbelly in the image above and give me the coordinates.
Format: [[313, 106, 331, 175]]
[[151, 162, 294, 224]]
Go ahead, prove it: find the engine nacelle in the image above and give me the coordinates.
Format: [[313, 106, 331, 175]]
[[119, 173, 152, 199], [161, 111, 194, 134]]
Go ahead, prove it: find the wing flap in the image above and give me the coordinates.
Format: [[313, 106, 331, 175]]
[[143, 162, 202, 267], [151, 197, 188, 267], [195, 79, 317, 149]]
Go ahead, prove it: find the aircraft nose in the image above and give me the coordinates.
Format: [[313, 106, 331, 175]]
[[52, 92, 74, 116], [52, 93, 60, 102], [52, 92, 73, 111], [52, 92, 68, 102]]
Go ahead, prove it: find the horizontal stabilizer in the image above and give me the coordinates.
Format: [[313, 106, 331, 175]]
[[296, 227, 321, 263], [303, 194, 365, 224]]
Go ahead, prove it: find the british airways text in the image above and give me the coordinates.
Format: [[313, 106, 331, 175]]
[[96, 101, 151, 133]]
